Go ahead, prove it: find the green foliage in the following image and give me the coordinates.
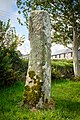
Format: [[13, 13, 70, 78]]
[[0, 47, 28, 87], [0, 20, 26, 87], [51, 60, 73, 79], [16, 0, 80, 77], [0, 80, 80, 120], [73, 76, 80, 81], [16, 0, 80, 46]]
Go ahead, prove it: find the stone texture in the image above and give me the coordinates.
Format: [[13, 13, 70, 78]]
[[24, 10, 51, 108]]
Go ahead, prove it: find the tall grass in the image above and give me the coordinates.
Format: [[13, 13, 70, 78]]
[[0, 79, 80, 120]]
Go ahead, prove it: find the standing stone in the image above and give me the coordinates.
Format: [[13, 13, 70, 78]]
[[23, 10, 51, 108]]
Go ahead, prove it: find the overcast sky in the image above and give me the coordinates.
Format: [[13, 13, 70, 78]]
[[0, 0, 66, 55]]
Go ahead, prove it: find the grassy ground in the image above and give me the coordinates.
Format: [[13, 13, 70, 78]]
[[0, 79, 80, 120]]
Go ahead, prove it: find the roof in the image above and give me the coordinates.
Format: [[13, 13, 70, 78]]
[[53, 48, 72, 56]]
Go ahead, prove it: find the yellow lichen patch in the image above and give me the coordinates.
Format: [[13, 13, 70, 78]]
[[23, 72, 44, 108]]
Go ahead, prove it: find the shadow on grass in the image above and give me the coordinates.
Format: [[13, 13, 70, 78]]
[[51, 78, 70, 85]]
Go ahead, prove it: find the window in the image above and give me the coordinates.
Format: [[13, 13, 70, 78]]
[[71, 52, 73, 57], [55, 55, 57, 58], [64, 53, 65, 58], [59, 54, 61, 58]]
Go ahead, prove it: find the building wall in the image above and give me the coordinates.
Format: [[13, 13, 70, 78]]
[[52, 52, 72, 59], [52, 50, 80, 60]]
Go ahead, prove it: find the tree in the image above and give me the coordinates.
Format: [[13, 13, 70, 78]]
[[0, 20, 25, 86], [16, 0, 80, 77], [0, 19, 24, 50]]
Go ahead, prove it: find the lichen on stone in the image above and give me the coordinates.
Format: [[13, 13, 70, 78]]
[[23, 71, 44, 108], [23, 10, 51, 109]]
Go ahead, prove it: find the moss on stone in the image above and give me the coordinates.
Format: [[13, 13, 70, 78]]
[[33, 78, 36, 83], [23, 72, 44, 107], [24, 85, 30, 91], [36, 75, 41, 80], [28, 70, 35, 79]]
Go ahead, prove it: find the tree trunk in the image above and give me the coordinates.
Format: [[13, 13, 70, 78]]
[[23, 10, 51, 109], [73, 27, 80, 77]]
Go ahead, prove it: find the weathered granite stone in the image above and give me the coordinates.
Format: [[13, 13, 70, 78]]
[[24, 10, 51, 108]]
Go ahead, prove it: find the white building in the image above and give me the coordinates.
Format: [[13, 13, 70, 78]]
[[51, 48, 80, 60]]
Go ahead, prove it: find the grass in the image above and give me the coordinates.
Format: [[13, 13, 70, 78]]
[[0, 79, 80, 120]]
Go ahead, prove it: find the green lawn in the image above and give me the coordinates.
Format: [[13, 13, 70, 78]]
[[0, 79, 80, 120]]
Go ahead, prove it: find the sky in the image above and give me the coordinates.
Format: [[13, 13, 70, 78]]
[[0, 0, 66, 55]]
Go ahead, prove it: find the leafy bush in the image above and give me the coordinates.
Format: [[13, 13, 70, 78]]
[[51, 59, 74, 80], [0, 19, 26, 87], [73, 76, 80, 81], [0, 48, 75, 87], [0, 48, 28, 87]]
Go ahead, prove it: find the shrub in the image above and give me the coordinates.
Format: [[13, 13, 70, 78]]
[[51, 59, 74, 80], [73, 76, 80, 81], [0, 48, 28, 87], [0, 19, 27, 87], [0, 51, 75, 87]]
